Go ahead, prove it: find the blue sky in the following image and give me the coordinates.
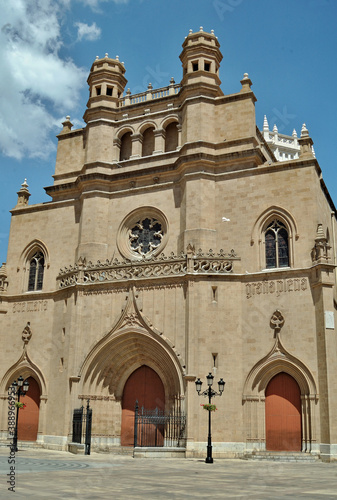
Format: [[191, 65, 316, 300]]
[[0, 0, 336, 264]]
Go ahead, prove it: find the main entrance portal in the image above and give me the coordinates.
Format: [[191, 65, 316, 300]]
[[265, 372, 302, 451], [121, 365, 165, 446]]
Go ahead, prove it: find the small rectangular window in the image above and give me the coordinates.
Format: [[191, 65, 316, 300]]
[[106, 86, 113, 96], [192, 62, 199, 72], [212, 353, 218, 369], [204, 62, 210, 72], [96, 86, 101, 96]]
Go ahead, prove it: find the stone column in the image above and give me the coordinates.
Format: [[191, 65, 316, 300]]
[[153, 129, 165, 155], [36, 395, 48, 443], [113, 137, 121, 162], [177, 124, 182, 149], [130, 133, 142, 158]]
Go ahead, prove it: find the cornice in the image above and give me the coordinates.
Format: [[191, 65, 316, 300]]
[[10, 198, 76, 216], [56, 128, 84, 140]]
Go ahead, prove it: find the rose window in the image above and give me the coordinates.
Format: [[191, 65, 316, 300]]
[[117, 207, 168, 260], [129, 217, 163, 255]]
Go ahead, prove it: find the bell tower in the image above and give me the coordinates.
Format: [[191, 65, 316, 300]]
[[179, 27, 223, 97], [86, 53, 127, 114]]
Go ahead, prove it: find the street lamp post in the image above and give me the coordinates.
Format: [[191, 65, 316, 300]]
[[12, 376, 29, 452], [195, 372, 225, 463]]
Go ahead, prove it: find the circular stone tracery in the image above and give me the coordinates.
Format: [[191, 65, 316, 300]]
[[117, 207, 168, 260], [130, 217, 163, 255]]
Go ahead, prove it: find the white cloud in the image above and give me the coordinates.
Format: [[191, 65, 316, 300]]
[[77, 0, 129, 8], [75, 22, 101, 41], [75, 0, 129, 14], [0, 0, 87, 160]]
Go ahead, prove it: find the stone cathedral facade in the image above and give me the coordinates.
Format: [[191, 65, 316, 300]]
[[0, 29, 336, 461]]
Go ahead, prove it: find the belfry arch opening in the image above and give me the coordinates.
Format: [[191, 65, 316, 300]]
[[119, 131, 132, 160], [164, 122, 178, 152], [142, 127, 155, 156]]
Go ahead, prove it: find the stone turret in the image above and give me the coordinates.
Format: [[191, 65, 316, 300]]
[[298, 123, 314, 158], [86, 53, 127, 112], [16, 179, 30, 207], [179, 27, 223, 97]]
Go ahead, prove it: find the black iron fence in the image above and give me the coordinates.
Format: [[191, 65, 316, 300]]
[[134, 401, 186, 447], [72, 400, 92, 455]]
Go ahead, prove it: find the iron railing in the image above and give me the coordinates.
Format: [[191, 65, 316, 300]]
[[134, 401, 186, 448], [72, 400, 92, 455]]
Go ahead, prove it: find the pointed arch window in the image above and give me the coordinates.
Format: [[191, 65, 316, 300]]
[[265, 220, 289, 268], [28, 252, 45, 291]]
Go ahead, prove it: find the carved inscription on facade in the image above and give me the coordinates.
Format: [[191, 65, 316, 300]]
[[80, 288, 127, 296], [79, 395, 116, 401], [13, 300, 48, 313], [246, 278, 307, 299]]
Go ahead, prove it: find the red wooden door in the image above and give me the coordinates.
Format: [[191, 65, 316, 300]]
[[121, 366, 165, 446], [18, 377, 40, 441], [265, 372, 301, 451]]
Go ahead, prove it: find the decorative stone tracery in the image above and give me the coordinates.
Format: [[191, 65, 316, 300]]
[[270, 310, 284, 336], [130, 217, 163, 255], [311, 224, 331, 263], [22, 322, 32, 344], [117, 207, 169, 260], [78, 286, 186, 404], [57, 247, 239, 289]]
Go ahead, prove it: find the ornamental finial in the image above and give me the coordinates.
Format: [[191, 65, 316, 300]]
[[301, 123, 309, 137], [263, 115, 269, 131]]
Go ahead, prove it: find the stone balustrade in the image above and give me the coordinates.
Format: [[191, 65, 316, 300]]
[[57, 249, 239, 289], [120, 83, 181, 107]]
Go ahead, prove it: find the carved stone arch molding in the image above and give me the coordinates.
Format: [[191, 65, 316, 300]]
[[78, 287, 186, 407], [160, 114, 180, 130], [160, 115, 181, 151], [0, 350, 48, 441], [250, 205, 299, 269], [137, 120, 157, 135], [0, 350, 47, 396], [116, 125, 135, 139], [19, 239, 50, 271], [242, 337, 318, 453]]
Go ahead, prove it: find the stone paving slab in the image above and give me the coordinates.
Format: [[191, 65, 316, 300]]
[[0, 447, 337, 499]]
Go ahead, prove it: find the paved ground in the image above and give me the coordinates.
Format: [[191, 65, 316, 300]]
[[0, 446, 337, 499]]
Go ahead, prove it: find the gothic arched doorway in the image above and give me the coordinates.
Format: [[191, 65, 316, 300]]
[[265, 372, 302, 451], [121, 365, 165, 446], [18, 377, 40, 441]]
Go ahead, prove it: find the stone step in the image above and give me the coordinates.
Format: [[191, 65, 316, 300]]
[[100, 446, 135, 456], [243, 451, 319, 462]]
